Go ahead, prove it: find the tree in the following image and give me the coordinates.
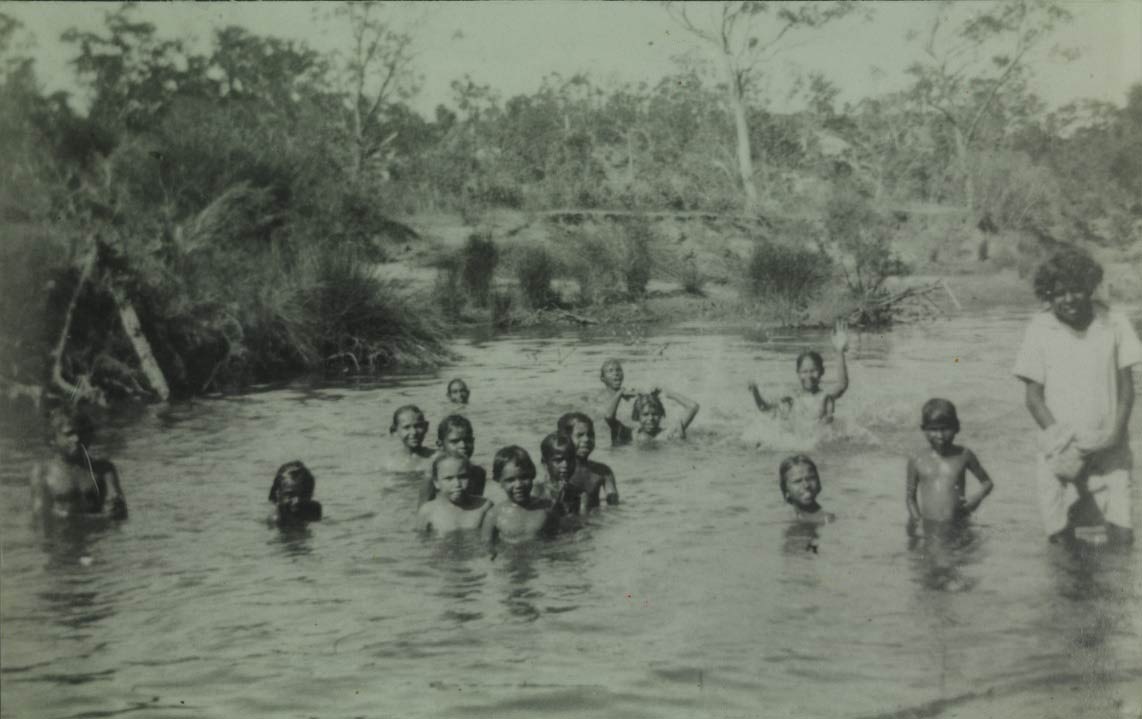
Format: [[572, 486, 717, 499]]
[[664, 1, 859, 212], [322, 2, 420, 184], [904, 0, 1072, 213]]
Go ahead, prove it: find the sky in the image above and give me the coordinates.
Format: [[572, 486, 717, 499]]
[[3, 1, 1140, 116]]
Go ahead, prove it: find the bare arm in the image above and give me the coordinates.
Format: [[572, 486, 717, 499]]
[[748, 381, 773, 412], [961, 449, 994, 515], [602, 466, 619, 505], [604, 389, 633, 444], [662, 389, 700, 434], [1022, 379, 1055, 430], [481, 506, 498, 545], [827, 319, 850, 401], [905, 457, 922, 522]]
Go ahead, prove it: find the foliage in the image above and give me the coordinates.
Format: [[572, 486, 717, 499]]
[[459, 233, 499, 307], [744, 240, 832, 305], [511, 244, 559, 310], [823, 188, 909, 296]]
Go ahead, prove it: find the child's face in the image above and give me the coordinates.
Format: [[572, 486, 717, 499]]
[[447, 382, 469, 404], [52, 423, 84, 459], [797, 358, 822, 391], [637, 408, 663, 434], [570, 421, 595, 460], [783, 464, 821, 509], [394, 411, 428, 449], [276, 475, 309, 513], [433, 457, 469, 504], [498, 460, 534, 505], [546, 450, 576, 483], [1048, 285, 1093, 328], [439, 426, 475, 458], [601, 363, 624, 391], [923, 425, 957, 453]]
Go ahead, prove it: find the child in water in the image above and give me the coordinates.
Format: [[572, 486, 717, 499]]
[[905, 399, 994, 526], [384, 405, 433, 472], [557, 412, 619, 506], [749, 320, 850, 423], [538, 432, 584, 514], [779, 454, 834, 523], [415, 453, 493, 533], [30, 409, 127, 524], [482, 446, 558, 545], [607, 387, 700, 445], [420, 414, 487, 504], [446, 378, 470, 405], [268, 461, 323, 525]]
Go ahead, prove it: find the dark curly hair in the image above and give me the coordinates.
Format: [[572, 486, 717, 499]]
[[1032, 245, 1103, 302]]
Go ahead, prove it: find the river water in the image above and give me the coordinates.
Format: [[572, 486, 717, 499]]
[[2, 307, 1140, 718]]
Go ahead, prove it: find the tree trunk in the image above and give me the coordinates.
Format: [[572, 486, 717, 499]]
[[952, 126, 974, 211], [110, 286, 170, 402], [723, 55, 759, 212]]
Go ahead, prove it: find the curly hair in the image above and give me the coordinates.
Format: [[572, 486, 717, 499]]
[[269, 461, 316, 502], [778, 454, 819, 500], [492, 445, 537, 482], [1032, 245, 1103, 302], [631, 393, 665, 420]]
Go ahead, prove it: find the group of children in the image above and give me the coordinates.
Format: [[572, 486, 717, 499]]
[[29, 247, 1140, 549]]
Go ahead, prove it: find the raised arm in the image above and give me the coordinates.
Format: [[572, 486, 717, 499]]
[[905, 457, 922, 522], [961, 449, 995, 515], [747, 381, 773, 412], [827, 319, 850, 401], [1022, 379, 1055, 430], [662, 389, 700, 434], [604, 389, 634, 445]]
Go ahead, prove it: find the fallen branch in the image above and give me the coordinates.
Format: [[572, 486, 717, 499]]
[[49, 238, 99, 403]]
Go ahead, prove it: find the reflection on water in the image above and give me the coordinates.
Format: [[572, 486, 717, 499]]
[[2, 308, 1140, 718]]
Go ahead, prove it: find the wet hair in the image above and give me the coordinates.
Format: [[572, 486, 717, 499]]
[[540, 432, 575, 462], [920, 398, 960, 432], [778, 454, 819, 499], [437, 414, 473, 442], [269, 461, 316, 502], [631, 393, 665, 420], [446, 378, 468, 397], [431, 452, 470, 481], [795, 351, 825, 374], [389, 404, 426, 434], [492, 445, 537, 482], [599, 358, 623, 381], [556, 412, 594, 438], [1032, 245, 1103, 302]]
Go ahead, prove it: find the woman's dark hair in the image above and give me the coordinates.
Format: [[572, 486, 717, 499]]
[[556, 412, 593, 437], [269, 461, 316, 502], [778, 454, 818, 499], [631, 393, 665, 420], [795, 350, 825, 374], [492, 445, 537, 482], [920, 398, 960, 431], [389, 404, 426, 433], [1032, 245, 1103, 302], [540, 432, 575, 462], [446, 378, 468, 396], [437, 414, 473, 442]]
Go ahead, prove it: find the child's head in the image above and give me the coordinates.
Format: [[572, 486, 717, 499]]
[[446, 378, 470, 405], [556, 412, 595, 460], [795, 351, 825, 391], [269, 461, 316, 509], [492, 445, 537, 504], [600, 359, 624, 390], [920, 398, 959, 450], [436, 414, 475, 458], [390, 405, 429, 449], [1032, 245, 1102, 328], [540, 432, 576, 482], [631, 393, 665, 433], [431, 452, 470, 503], [778, 454, 821, 511], [47, 409, 93, 460]]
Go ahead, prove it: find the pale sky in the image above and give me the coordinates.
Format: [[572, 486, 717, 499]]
[[3, 1, 1140, 116]]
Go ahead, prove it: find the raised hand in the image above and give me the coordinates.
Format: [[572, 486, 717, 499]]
[[831, 319, 850, 354]]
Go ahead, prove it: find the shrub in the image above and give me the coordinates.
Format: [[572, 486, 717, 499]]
[[679, 259, 706, 296], [744, 241, 833, 305], [619, 220, 654, 297], [824, 188, 908, 296], [513, 244, 559, 309], [459, 233, 498, 308]]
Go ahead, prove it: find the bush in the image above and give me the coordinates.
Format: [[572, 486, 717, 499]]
[[460, 233, 498, 307], [824, 188, 908, 296], [679, 259, 706, 296], [619, 220, 654, 297], [744, 241, 833, 305], [512, 244, 559, 309]]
